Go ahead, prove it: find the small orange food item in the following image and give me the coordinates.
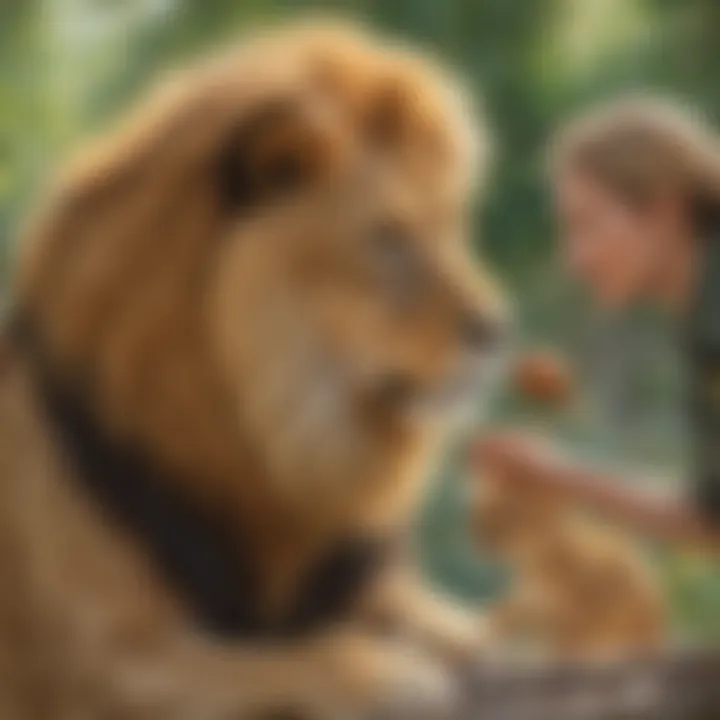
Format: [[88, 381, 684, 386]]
[[513, 349, 574, 406]]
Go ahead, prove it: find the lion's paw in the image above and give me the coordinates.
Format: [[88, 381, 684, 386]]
[[364, 646, 459, 719]]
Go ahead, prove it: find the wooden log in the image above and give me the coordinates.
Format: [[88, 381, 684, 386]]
[[451, 648, 720, 719]]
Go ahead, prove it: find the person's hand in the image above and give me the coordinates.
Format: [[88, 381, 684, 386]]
[[474, 430, 564, 491]]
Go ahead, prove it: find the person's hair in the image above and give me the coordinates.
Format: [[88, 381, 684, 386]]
[[551, 97, 720, 221]]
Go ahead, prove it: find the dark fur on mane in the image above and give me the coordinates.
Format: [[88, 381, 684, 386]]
[[7, 311, 393, 640]]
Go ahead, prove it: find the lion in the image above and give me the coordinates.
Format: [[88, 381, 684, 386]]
[[0, 20, 508, 720], [472, 472, 668, 658]]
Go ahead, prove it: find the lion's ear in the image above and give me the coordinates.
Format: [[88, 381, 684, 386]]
[[218, 99, 330, 213]]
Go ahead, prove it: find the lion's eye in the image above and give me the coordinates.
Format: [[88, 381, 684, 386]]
[[370, 221, 423, 307]]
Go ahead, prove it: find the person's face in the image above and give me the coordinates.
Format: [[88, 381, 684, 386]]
[[554, 167, 685, 311]]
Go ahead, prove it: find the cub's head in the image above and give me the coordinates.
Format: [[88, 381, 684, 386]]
[[473, 474, 568, 562], [17, 23, 507, 491]]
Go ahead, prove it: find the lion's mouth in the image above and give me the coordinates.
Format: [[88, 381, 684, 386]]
[[378, 350, 508, 427], [410, 371, 494, 425]]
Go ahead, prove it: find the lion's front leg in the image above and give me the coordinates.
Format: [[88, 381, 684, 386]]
[[88, 627, 458, 720], [361, 565, 488, 665]]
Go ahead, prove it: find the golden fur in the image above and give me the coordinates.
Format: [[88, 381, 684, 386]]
[[0, 22, 507, 718], [472, 474, 668, 658]]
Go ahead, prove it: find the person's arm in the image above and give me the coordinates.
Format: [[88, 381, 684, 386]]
[[685, 334, 720, 525], [684, 229, 720, 525], [693, 469, 720, 524], [686, 392, 720, 525], [474, 433, 720, 551]]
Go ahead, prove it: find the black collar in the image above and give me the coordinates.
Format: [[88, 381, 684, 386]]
[[8, 313, 392, 640]]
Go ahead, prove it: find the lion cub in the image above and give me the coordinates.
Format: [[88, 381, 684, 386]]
[[471, 473, 668, 658]]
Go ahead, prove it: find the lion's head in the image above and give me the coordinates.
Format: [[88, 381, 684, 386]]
[[16, 23, 507, 512]]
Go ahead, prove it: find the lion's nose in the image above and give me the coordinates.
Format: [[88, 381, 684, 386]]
[[461, 312, 509, 352]]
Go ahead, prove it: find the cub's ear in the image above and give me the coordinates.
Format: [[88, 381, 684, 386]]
[[217, 98, 332, 212]]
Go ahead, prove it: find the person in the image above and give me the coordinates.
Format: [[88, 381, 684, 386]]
[[480, 97, 720, 536]]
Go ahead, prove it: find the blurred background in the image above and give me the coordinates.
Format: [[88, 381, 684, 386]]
[[1, 0, 718, 639]]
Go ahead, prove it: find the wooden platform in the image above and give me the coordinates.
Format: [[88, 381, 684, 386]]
[[447, 648, 720, 719]]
